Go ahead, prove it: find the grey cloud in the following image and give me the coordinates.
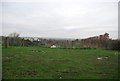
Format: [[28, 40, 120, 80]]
[[2, 1, 118, 39]]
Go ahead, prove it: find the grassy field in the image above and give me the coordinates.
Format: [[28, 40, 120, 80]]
[[2, 47, 118, 79]]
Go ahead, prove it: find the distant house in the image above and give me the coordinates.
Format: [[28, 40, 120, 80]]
[[34, 38, 41, 41], [50, 45, 57, 48], [24, 38, 34, 42], [23, 37, 41, 42]]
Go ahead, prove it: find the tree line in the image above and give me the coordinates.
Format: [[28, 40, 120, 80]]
[[2, 32, 73, 48], [2, 32, 120, 51], [80, 33, 120, 50]]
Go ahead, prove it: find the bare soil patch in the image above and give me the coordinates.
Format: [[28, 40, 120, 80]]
[[30, 50, 46, 53], [16, 71, 38, 76], [3, 55, 16, 63], [52, 70, 116, 75]]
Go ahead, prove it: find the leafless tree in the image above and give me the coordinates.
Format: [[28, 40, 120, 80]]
[[8, 32, 22, 46]]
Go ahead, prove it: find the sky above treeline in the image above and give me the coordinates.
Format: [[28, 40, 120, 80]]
[[1, 0, 119, 39]]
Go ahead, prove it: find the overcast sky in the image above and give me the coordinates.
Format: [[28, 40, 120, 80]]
[[1, 0, 119, 39]]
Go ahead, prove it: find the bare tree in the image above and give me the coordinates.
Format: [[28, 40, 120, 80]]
[[4, 37, 9, 48], [9, 32, 20, 38], [8, 32, 21, 46]]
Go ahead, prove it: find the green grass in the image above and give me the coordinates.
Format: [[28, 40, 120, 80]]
[[2, 47, 118, 79]]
